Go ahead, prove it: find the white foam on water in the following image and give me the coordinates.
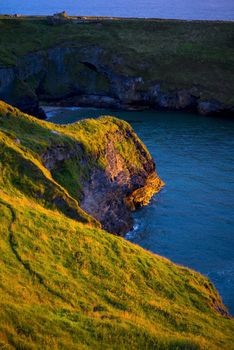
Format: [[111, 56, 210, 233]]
[[125, 220, 141, 240]]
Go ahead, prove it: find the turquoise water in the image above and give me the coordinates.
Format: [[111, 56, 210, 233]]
[[1, 0, 234, 20], [48, 108, 234, 314]]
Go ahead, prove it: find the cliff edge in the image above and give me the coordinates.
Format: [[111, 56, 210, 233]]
[[0, 101, 163, 235]]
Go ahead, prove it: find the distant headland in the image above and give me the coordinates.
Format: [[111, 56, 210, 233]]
[[0, 15, 233, 119]]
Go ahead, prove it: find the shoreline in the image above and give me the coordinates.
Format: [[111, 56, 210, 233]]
[[0, 14, 233, 23]]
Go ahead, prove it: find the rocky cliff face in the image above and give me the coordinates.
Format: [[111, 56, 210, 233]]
[[41, 118, 164, 235], [80, 130, 164, 235], [0, 46, 233, 118]]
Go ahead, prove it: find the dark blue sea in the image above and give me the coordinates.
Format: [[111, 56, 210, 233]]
[[1, 0, 234, 20], [47, 107, 234, 315]]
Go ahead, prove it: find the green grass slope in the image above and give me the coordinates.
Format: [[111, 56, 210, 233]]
[[0, 101, 153, 203], [0, 102, 233, 349], [0, 17, 234, 104]]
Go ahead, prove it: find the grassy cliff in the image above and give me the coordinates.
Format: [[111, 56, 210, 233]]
[[0, 101, 233, 349], [0, 17, 233, 106]]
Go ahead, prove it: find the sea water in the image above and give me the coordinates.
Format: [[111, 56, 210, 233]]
[[1, 0, 234, 20]]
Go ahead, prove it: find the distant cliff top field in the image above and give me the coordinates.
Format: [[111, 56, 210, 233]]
[[0, 16, 234, 105]]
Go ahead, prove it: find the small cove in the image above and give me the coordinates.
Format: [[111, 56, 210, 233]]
[[46, 107, 234, 314]]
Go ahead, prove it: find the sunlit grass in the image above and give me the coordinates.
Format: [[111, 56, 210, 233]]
[[0, 101, 233, 349]]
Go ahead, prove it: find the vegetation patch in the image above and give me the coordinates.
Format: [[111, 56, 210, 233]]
[[0, 101, 233, 349]]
